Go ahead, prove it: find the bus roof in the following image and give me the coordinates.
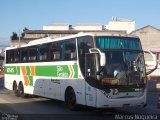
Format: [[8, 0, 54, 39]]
[[5, 32, 139, 50]]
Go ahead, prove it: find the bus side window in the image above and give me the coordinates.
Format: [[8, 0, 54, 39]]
[[14, 49, 20, 63], [6, 50, 14, 63], [28, 46, 37, 62], [68, 40, 77, 60], [20, 48, 28, 63], [6, 51, 9, 63], [63, 39, 77, 61], [60, 41, 65, 60], [50, 42, 61, 61], [39, 44, 48, 61]]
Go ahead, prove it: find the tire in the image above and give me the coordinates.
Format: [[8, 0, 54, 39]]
[[13, 82, 20, 97], [65, 89, 77, 110], [19, 83, 28, 98]]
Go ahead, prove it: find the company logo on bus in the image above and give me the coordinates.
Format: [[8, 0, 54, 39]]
[[7, 68, 14, 73], [57, 66, 69, 78], [110, 89, 119, 95]]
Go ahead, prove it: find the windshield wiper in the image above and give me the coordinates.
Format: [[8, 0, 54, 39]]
[[96, 67, 105, 75]]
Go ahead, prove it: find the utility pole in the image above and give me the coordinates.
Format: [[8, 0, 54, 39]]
[[18, 30, 21, 47]]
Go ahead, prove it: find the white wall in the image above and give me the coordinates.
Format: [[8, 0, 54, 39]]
[[105, 19, 135, 34], [43, 24, 70, 30], [73, 24, 103, 31]]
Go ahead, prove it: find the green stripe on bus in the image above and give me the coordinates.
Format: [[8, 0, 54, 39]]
[[5, 64, 78, 79], [28, 76, 33, 86], [36, 65, 74, 78], [16, 66, 20, 75], [36, 66, 57, 77], [73, 65, 78, 78], [26, 66, 31, 76]]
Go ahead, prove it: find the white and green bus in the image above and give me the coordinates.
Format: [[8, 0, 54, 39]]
[[4, 33, 149, 110]]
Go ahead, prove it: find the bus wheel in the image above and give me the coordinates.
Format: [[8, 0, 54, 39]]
[[65, 89, 77, 110], [19, 83, 28, 98], [13, 82, 20, 97]]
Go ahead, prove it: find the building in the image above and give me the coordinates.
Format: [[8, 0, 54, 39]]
[[43, 24, 103, 31], [131, 25, 160, 64], [10, 23, 126, 47], [105, 17, 135, 34], [131, 25, 160, 50], [10, 18, 135, 47], [43, 24, 70, 31]]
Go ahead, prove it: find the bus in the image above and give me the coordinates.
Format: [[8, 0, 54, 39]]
[[4, 33, 154, 110]]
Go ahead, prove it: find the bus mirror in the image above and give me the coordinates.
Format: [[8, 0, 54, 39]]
[[144, 50, 158, 75], [89, 48, 106, 66], [100, 53, 106, 66]]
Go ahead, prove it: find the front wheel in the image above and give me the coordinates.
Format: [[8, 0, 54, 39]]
[[65, 89, 78, 110]]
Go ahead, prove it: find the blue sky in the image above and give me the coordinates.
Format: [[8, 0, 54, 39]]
[[0, 0, 160, 41]]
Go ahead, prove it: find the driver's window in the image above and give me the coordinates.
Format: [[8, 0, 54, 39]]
[[85, 54, 96, 79], [77, 36, 94, 77]]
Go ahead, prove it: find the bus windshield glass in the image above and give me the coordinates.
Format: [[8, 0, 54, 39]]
[[95, 36, 145, 86]]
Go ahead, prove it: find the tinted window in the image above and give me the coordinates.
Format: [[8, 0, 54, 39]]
[[20, 48, 28, 62], [6, 50, 14, 63], [14, 49, 20, 63], [39, 44, 49, 61], [6, 38, 77, 63], [62, 39, 77, 60], [28, 46, 38, 62], [50, 42, 61, 61]]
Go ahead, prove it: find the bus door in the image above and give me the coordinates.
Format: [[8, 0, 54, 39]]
[[85, 53, 98, 107]]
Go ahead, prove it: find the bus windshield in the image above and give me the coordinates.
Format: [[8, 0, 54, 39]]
[[95, 36, 145, 86], [99, 50, 146, 86]]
